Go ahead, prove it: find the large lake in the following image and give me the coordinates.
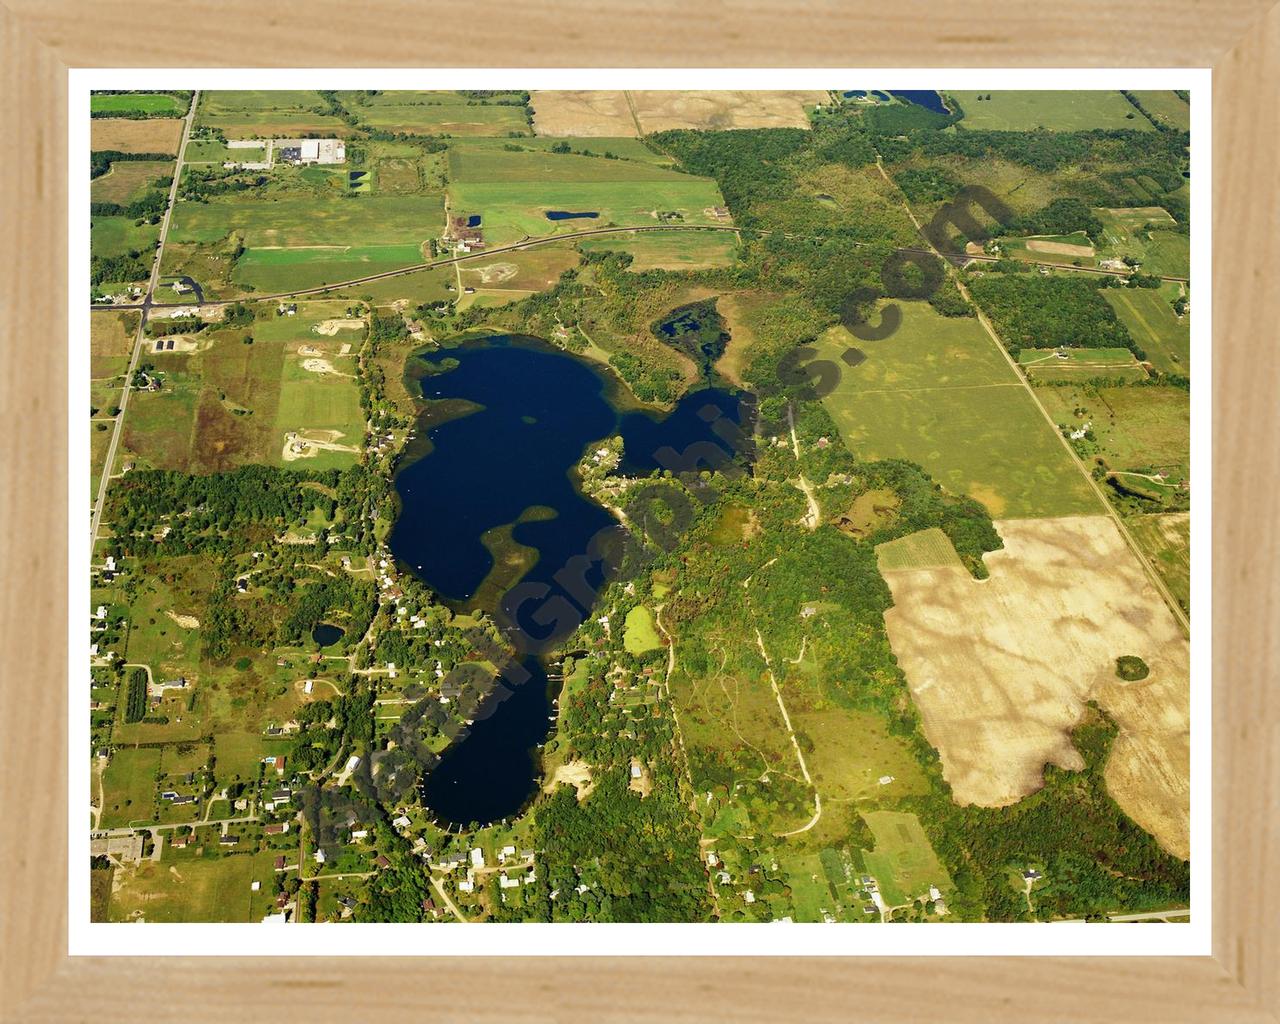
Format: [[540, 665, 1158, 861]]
[[388, 334, 751, 827]]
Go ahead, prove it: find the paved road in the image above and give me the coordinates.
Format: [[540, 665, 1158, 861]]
[[875, 159, 1191, 636], [89, 225, 1189, 316], [89, 89, 200, 550]]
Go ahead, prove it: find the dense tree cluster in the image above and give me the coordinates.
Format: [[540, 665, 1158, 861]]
[[966, 273, 1142, 359]]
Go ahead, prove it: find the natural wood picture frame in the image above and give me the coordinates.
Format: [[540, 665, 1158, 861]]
[[2, 2, 1276, 1019]]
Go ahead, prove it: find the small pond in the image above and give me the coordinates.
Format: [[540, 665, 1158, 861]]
[[545, 210, 599, 221], [312, 622, 345, 648]]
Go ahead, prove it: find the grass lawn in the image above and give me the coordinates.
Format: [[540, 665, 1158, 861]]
[[92, 92, 186, 116], [860, 810, 952, 907], [109, 849, 280, 922], [100, 747, 161, 828], [814, 305, 1101, 518], [949, 90, 1152, 131], [623, 606, 662, 654], [1103, 283, 1191, 375], [273, 350, 364, 470]]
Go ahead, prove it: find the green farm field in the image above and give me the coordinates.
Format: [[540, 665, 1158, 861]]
[[1038, 382, 1190, 476], [449, 180, 728, 244], [109, 849, 280, 923], [195, 90, 351, 137], [184, 139, 265, 164], [457, 135, 673, 165], [1104, 283, 1191, 375], [449, 143, 687, 183], [1130, 90, 1191, 131], [100, 747, 161, 828], [273, 348, 365, 471], [337, 91, 530, 136], [874, 527, 965, 572], [168, 194, 444, 248], [1127, 512, 1191, 617], [1094, 207, 1189, 278], [91, 309, 138, 379], [232, 244, 427, 294], [814, 306, 1102, 519], [576, 230, 740, 271], [91, 215, 160, 259], [1018, 345, 1147, 382], [92, 92, 185, 116], [91, 160, 173, 205], [949, 90, 1152, 131], [860, 810, 952, 908]]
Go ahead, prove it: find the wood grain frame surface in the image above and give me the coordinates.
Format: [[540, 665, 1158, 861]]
[[1, 3, 1276, 1020]]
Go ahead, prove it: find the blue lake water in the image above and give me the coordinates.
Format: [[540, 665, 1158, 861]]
[[545, 210, 598, 221], [889, 90, 949, 114], [389, 334, 751, 826]]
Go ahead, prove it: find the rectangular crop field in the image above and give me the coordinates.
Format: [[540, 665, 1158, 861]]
[[875, 527, 965, 572], [860, 810, 952, 908], [168, 194, 444, 248], [91, 215, 160, 259], [231, 243, 428, 294], [457, 135, 673, 166], [948, 90, 1152, 132], [448, 143, 689, 183], [338, 92, 530, 136], [1129, 90, 1191, 131], [91, 118, 183, 154], [196, 90, 350, 137], [1094, 207, 1189, 277], [630, 90, 827, 132], [1103, 283, 1191, 375], [450, 180, 727, 244], [814, 305, 1102, 519], [92, 92, 186, 116], [91, 160, 173, 205], [576, 230, 740, 271], [531, 92, 639, 137], [91, 309, 138, 379]]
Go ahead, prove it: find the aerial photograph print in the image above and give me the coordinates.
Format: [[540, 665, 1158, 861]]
[[84, 85, 1195, 933]]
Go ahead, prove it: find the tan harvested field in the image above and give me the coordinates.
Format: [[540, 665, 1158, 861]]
[[630, 90, 827, 132], [531, 90, 826, 136], [1025, 238, 1095, 257], [91, 118, 184, 154], [881, 515, 1189, 859], [531, 91, 639, 137]]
